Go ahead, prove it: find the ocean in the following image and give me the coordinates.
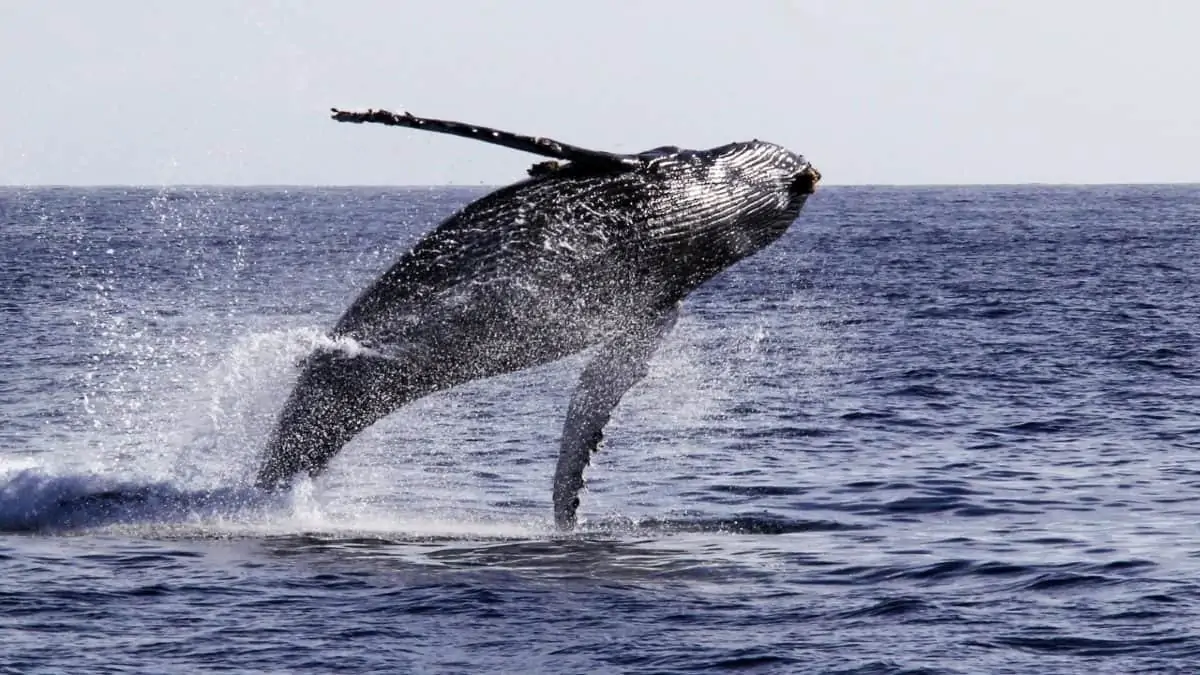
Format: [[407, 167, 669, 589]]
[[1, 185, 1198, 673]]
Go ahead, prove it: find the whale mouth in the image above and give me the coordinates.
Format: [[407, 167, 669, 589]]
[[792, 164, 821, 195]]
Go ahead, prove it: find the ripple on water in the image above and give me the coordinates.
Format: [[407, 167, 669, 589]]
[[4, 186, 1200, 673]]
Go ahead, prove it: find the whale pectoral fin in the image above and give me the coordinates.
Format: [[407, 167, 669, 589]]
[[553, 307, 679, 531], [331, 107, 642, 171]]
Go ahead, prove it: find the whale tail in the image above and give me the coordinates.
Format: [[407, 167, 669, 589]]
[[255, 349, 412, 490]]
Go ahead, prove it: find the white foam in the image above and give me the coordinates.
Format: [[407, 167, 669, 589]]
[[0, 467, 547, 540]]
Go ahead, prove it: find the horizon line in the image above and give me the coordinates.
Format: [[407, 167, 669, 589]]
[[2, 181, 1198, 190]]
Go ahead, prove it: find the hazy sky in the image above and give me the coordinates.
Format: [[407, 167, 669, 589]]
[[2, 1, 1197, 185]]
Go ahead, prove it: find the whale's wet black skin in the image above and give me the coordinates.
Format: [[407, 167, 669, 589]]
[[255, 108, 821, 530]]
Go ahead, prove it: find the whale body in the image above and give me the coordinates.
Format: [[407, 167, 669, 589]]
[[255, 108, 821, 529]]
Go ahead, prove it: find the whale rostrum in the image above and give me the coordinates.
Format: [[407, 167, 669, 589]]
[[255, 107, 821, 530]]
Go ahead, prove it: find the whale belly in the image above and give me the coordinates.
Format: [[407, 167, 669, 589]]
[[329, 173, 666, 385]]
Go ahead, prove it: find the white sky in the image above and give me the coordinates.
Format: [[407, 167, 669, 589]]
[[1, 0, 1197, 185]]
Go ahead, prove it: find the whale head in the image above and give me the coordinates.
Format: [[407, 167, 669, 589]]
[[624, 140, 819, 289]]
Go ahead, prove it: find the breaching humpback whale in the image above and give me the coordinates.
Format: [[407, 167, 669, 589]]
[[255, 107, 821, 530]]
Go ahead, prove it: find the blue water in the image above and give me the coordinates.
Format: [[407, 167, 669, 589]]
[[2, 185, 1198, 673]]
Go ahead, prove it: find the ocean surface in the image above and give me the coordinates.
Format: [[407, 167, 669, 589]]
[[1, 184, 1198, 673]]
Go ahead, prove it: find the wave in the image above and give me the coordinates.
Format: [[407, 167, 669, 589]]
[[0, 469, 281, 533], [0, 465, 554, 540], [0, 465, 861, 542]]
